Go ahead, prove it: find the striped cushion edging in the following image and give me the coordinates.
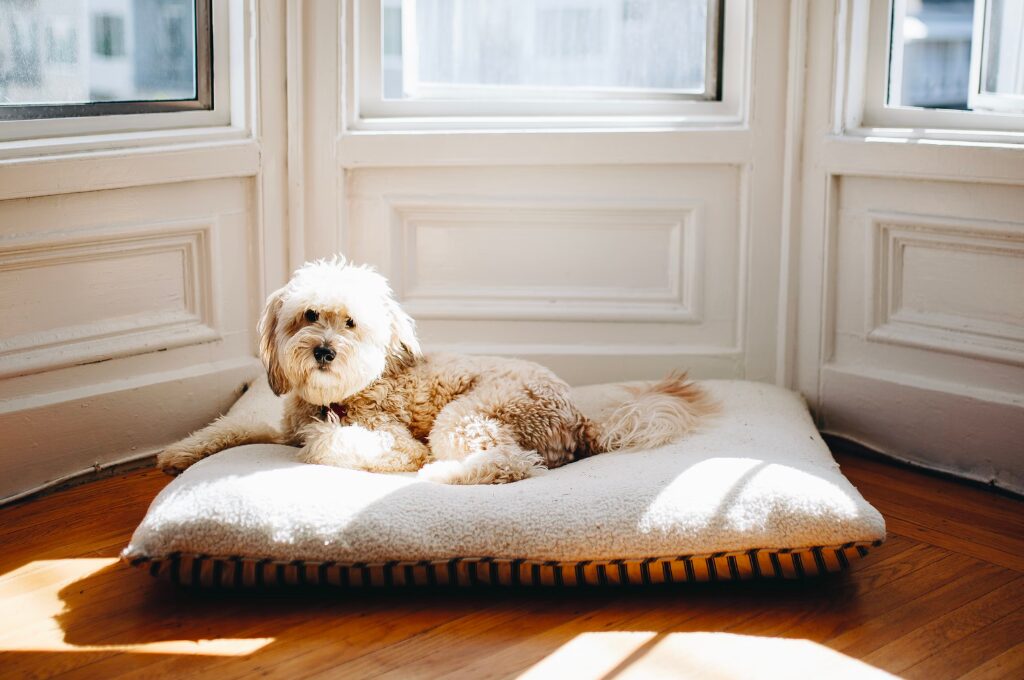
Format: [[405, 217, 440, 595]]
[[123, 540, 882, 588]]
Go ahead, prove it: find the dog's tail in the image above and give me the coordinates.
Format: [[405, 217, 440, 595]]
[[585, 372, 716, 453]]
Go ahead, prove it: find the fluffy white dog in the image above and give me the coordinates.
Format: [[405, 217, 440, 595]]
[[157, 257, 714, 484]]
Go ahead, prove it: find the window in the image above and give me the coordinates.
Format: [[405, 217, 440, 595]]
[[860, 0, 1024, 132], [0, 0, 212, 121], [354, 0, 739, 126], [970, 0, 1024, 113]]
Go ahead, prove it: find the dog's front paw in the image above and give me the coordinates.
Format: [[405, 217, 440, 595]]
[[417, 460, 466, 484], [156, 445, 202, 476], [298, 422, 397, 471]]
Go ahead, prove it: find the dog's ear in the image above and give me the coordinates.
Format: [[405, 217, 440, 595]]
[[386, 296, 422, 361], [257, 287, 291, 396]]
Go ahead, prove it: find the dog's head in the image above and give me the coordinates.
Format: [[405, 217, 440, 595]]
[[257, 256, 421, 404]]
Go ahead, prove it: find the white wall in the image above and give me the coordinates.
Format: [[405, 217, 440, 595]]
[[0, 1, 290, 503], [296, 1, 793, 388], [0, 0, 1020, 503], [794, 0, 1024, 493]]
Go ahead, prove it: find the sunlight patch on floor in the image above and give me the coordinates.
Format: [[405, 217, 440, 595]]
[[518, 631, 899, 679], [0, 559, 274, 656]]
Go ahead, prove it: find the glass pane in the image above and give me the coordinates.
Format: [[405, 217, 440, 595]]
[[382, 0, 711, 100], [0, 0, 197, 107], [889, 0, 976, 110], [982, 0, 1024, 96]]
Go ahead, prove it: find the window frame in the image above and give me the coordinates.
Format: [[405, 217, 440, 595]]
[[968, 0, 1024, 115], [0, 0, 213, 122], [0, 0, 234, 146], [347, 0, 747, 131], [856, 0, 1024, 137]]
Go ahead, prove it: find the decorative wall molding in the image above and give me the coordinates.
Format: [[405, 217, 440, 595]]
[[867, 212, 1024, 366], [385, 196, 703, 323], [0, 219, 221, 379]]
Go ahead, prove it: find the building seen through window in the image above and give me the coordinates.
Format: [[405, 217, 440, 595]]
[[0, 0, 197, 107], [381, 0, 713, 100]]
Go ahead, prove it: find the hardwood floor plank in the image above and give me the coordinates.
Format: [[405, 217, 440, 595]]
[[862, 577, 1024, 672], [959, 641, 1024, 680], [901, 606, 1024, 680], [827, 559, 1018, 657], [847, 478, 1024, 563], [880, 514, 1024, 572]]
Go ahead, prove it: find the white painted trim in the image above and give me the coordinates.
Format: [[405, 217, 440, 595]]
[[775, 0, 810, 387], [285, 0, 307, 273], [288, 0, 342, 260], [428, 346, 747, 388], [820, 135, 1024, 184], [820, 364, 1024, 494], [252, 0, 289, 301], [349, 0, 748, 126], [0, 218, 223, 379], [866, 211, 1024, 366], [384, 196, 703, 323], [337, 127, 753, 168], [0, 357, 262, 504], [0, 139, 260, 201]]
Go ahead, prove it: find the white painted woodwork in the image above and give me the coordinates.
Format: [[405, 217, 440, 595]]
[[1, 0, 1022, 503], [387, 199, 701, 323], [0, 1, 288, 503], [307, 0, 791, 386], [795, 0, 1024, 493], [0, 218, 219, 379], [345, 164, 742, 376]]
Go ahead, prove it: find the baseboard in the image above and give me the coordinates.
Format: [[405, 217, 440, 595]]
[[0, 357, 263, 504], [824, 433, 1024, 500]]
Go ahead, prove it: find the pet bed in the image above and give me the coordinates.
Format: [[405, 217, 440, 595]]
[[122, 378, 886, 586]]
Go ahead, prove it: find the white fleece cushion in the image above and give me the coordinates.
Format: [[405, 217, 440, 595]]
[[123, 379, 885, 575]]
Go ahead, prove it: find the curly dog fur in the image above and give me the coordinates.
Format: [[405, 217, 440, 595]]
[[157, 257, 715, 484]]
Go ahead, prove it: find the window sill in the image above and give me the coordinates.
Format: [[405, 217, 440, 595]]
[[337, 125, 752, 168], [0, 134, 260, 201], [821, 133, 1024, 184], [844, 126, 1024, 149]]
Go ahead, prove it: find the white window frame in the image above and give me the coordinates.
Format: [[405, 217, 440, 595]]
[[346, 0, 749, 131], [0, 0, 248, 158], [968, 0, 1024, 115], [852, 0, 1024, 141]]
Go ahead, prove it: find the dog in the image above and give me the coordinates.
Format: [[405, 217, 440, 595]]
[[157, 257, 715, 484]]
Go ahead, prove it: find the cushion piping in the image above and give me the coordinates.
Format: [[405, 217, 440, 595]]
[[121, 539, 883, 587]]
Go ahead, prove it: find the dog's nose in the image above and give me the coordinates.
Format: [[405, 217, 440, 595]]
[[313, 345, 336, 363]]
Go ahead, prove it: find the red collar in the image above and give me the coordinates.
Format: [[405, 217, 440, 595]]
[[321, 403, 348, 420]]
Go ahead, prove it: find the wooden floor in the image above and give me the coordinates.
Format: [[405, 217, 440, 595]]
[[1, 450, 1021, 679]]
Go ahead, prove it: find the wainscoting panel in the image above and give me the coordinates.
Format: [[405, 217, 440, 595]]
[[0, 178, 262, 502], [867, 213, 1024, 366], [346, 165, 743, 380], [387, 197, 701, 323], [820, 176, 1024, 492], [0, 219, 220, 378]]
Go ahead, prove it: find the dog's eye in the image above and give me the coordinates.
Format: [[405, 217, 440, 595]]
[[345, 317, 355, 329], [304, 309, 319, 323]]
